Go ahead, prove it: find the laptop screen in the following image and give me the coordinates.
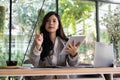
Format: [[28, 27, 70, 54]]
[[93, 42, 114, 67]]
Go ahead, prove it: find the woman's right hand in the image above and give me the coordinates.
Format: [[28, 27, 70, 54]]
[[35, 33, 43, 50]]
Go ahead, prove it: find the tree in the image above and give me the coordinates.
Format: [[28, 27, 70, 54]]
[[0, 6, 5, 35], [101, 6, 120, 61], [59, 0, 94, 35]]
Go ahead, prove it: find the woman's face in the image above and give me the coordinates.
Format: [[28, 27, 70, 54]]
[[45, 15, 59, 33]]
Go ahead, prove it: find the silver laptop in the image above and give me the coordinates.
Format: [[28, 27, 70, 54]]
[[93, 42, 114, 67]]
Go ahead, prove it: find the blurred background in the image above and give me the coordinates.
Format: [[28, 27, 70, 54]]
[[0, 0, 120, 67]]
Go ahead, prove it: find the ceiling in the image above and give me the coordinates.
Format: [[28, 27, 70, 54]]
[[86, 0, 120, 4]]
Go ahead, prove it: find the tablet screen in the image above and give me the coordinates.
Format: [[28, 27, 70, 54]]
[[61, 35, 86, 53], [66, 35, 86, 47]]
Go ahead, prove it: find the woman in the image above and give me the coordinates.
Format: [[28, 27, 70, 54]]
[[28, 11, 80, 79]]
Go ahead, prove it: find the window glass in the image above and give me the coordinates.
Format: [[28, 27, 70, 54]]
[[99, 2, 120, 61], [59, 0, 95, 63], [99, 2, 120, 43], [2, 0, 118, 66], [0, 0, 9, 66], [0, 0, 56, 66]]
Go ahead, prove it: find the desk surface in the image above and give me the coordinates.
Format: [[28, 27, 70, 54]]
[[0, 67, 120, 76]]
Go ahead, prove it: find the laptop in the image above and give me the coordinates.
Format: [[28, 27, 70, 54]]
[[93, 42, 114, 67], [76, 42, 114, 68]]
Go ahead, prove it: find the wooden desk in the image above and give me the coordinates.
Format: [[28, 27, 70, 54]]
[[0, 67, 120, 80]]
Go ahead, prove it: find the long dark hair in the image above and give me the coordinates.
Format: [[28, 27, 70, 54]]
[[40, 11, 68, 61]]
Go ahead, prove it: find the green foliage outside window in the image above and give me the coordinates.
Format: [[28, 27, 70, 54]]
[[0, 0, 96, 66], [0, 6, 5, 37], [101, 6, 120, 61]]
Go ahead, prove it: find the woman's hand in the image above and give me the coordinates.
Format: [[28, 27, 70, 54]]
[[65, 41, 80, 57], [35, 33, 43, 50]]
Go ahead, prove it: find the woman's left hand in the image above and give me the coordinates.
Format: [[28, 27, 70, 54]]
[[65, 41, 80, 57]]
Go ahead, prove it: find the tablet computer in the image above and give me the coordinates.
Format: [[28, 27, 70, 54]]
[[61, 35, 86, 53]]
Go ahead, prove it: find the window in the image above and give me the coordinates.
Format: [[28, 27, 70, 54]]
[[0, 0, 119, 66]]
